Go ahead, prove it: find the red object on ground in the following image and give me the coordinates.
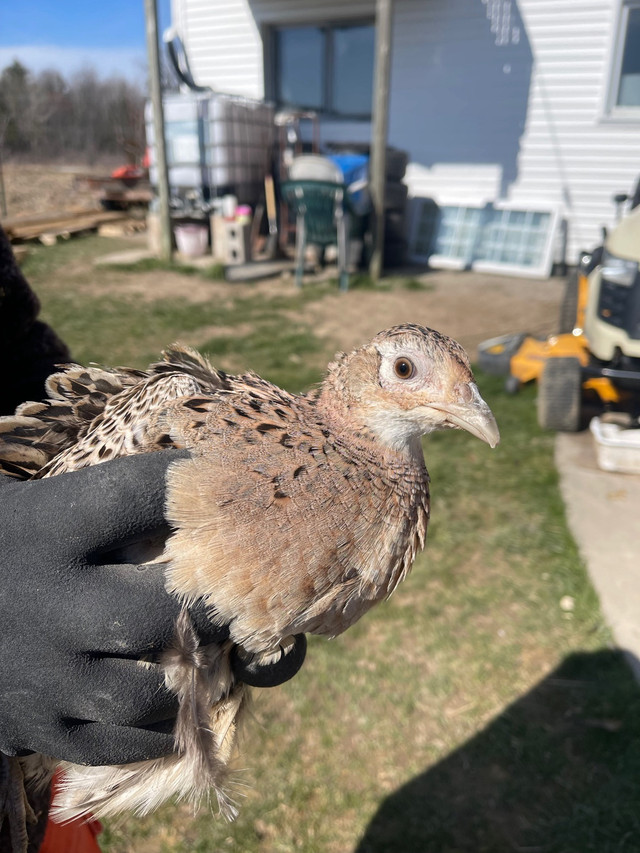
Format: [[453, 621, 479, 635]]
[[39, 773, 102, 853], [110, 164, 145, 181]]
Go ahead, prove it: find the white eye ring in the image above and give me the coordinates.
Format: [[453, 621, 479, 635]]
[[393, 357, 415, 379]]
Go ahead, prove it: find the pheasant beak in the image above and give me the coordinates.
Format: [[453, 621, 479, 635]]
[[429, 382, 500, 448]]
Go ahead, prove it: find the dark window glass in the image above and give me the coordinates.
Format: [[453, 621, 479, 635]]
[[331, 24, 375, 115], [273, 23, 374, 117], [617, 7, 640, 106], [276, 27, 324, 110]]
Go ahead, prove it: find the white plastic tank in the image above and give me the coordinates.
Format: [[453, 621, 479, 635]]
[[146, 91, 274, 208]]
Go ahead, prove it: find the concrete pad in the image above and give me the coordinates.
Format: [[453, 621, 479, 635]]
[[556, 430, 640, 678]]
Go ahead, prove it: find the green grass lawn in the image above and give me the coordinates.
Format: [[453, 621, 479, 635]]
[[21, 238, 640, 852]]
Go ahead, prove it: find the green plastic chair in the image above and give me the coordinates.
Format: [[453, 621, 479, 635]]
[[280, 180, 353, 291]]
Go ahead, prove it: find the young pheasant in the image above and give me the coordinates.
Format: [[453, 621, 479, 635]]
[[0, 323, 499, 824]]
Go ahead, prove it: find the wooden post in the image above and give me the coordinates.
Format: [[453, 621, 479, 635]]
[[144, 0, 172, 261], [369, 0, 393, 281]]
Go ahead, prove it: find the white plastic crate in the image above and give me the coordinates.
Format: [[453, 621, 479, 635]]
[[590, 417, 640, 474]]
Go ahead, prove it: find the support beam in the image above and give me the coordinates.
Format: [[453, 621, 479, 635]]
[[369, 0, 394, 281], [144, 0, 172, 261]]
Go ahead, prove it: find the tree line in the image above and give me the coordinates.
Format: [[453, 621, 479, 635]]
[[0, 61, 148, 163]]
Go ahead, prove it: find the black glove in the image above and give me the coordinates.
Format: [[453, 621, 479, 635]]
[[0, 452, 306, 767]]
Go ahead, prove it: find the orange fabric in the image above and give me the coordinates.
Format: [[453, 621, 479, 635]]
[[39, 773, 102, 853]]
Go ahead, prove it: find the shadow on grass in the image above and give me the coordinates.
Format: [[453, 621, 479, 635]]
[[356, 650, 640, 853]]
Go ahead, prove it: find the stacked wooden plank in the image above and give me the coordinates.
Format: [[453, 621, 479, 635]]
[[1, 207, 131, 244]]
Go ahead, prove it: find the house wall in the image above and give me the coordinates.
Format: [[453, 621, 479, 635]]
[[170, 0, 264, 97], [173, 0, 640, 265], [505, 0, 640, 256], [389, 0, 533, 205]]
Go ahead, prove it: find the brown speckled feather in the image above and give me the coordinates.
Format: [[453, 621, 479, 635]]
[[161, 387, 429, 652], [0, 326, 499, 825]]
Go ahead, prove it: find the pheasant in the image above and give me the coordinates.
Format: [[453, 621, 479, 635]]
[[0, 323, 499, 826]]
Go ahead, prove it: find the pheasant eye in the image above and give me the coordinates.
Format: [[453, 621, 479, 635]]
[[393, 357, 414, 379]]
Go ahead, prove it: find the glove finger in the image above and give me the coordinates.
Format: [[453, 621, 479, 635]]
[[69, 562, 181, 654], [67, 658, 178, 729], [40, 451, 189, 558], [188, 599, 230, 645], [58, 720, 177, 766]]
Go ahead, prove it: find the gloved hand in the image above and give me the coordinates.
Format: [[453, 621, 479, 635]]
[[0, 452, 306, 767]]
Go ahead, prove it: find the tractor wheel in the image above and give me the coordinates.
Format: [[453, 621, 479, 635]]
[[537, 357, 583, 431], [558, 270, 579, 333]]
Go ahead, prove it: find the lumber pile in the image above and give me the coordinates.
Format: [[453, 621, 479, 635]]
[[1, 207, 132, 244]]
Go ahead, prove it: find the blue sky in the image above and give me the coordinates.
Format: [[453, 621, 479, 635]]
[[0, 1, 172, 83]]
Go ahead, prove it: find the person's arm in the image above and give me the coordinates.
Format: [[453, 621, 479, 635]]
[[0, 223, 71, 416], [0, 451, 305, 765]]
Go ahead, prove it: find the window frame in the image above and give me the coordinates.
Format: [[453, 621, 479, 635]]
[[408, 198, 560, 279], [605, 0, 640, 119], [264, 19, 375, 121]]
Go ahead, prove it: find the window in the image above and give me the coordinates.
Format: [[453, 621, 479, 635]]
[[276, 27, 324, 111], [434, 207, 485, 262], [409, 201, 558, 277], [479, 209, 552, 268], [270, 22, 374, 118], [610, 3, 640, 111]]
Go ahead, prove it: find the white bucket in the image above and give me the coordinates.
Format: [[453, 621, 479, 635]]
[[590, 417, 640, 474], [174, 223, 209, 258]]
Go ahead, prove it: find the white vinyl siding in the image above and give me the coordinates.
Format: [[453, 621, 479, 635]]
[[506, 0, 640, 257], [170, 0, 264, 98]]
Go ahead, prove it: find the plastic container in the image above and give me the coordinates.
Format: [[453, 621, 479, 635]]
[[590, 417, 640, 474], [174, 223, 209, 258], [236, 205, 252, 224], [328, 152, 370, 214], [328, 152, 369, 186], [146, 92, 274, 205]]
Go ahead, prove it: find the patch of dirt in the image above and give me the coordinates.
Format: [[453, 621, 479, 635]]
[[78, 270, 563, 359], [76, 262, 562, 361], [92, 263, 561, 359], [300, 270, 563, 359], [179, 322, 256, 348], [76, 267, 235, 304], [77, 263, 299, 306]]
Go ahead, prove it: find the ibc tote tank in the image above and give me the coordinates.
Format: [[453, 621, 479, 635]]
[[146, 91, 274, 210]]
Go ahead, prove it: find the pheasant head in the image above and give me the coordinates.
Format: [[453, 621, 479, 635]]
[[317, 323, 500, 453]]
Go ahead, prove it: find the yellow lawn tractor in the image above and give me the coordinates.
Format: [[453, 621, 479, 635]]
[[479, 201, 640, 431]]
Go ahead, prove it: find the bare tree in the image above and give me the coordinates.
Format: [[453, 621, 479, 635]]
[[0, 61, 147, 163], [0, 62, 32, 152]]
